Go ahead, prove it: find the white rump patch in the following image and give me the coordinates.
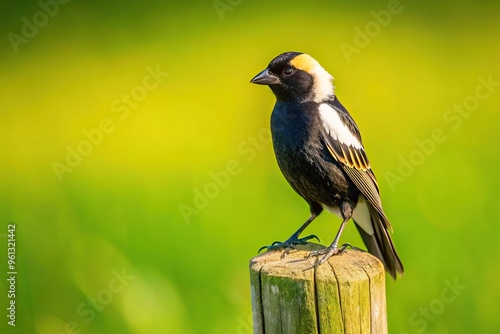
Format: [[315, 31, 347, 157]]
[[352, 196, 374, 235], [323, 196, 374, 235], [323, 205, 342, 218]]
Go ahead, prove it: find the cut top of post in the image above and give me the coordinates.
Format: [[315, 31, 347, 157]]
[[249, 244, 387, 334]]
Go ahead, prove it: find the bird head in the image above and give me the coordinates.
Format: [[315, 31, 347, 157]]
[[250, 51, 335, 103]]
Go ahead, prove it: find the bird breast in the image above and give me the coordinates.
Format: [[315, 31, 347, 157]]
[[270, 102, 356, 206]]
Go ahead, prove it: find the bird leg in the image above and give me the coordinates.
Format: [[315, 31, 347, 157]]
[[307, 203, 352, 265], [258, 212, 320, 253]]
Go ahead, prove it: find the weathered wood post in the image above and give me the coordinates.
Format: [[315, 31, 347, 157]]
[[249, 243, 387, 334]]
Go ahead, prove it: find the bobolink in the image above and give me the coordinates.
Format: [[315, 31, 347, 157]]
[[251, 52, 403, 279]]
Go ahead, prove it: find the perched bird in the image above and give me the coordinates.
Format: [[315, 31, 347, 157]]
[[250, 52, 404, 279]]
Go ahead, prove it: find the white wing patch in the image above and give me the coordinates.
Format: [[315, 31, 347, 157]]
[[318, 103, 363, 149]]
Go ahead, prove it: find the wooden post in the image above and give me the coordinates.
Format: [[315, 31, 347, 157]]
[[249, 243, 387, 334]]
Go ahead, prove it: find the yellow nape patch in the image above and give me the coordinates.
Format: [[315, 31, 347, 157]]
[[290, 54, 318, 73]]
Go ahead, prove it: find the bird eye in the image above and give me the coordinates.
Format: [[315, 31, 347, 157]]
[[282, 67, 294, 76]]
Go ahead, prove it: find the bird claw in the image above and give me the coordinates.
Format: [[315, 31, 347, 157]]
[[307, 243, 352, 265], [339, 243, 352, 252], [258, 234, 320, 254]]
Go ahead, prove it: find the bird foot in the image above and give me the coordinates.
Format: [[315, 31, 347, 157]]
[[306, 243, 351, 266], [258, 234, 320, 254]]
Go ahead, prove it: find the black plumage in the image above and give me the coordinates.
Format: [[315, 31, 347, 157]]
[[251, 51, 404, 279], [271, 99, 358, 211]]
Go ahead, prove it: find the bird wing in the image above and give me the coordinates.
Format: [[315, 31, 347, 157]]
[[318, 99, 392, 231], [318, 98, 402, 278]]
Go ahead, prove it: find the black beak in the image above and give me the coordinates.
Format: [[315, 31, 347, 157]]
[[250, 68, 280, 85]]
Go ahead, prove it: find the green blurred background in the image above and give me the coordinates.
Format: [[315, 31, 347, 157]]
[[1, 0, 499, 333]]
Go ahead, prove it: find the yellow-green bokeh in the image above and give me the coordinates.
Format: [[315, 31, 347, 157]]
[[1, 0, 499, 333]]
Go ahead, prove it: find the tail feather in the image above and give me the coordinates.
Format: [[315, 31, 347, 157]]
[[354, 206, 404, 280]]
